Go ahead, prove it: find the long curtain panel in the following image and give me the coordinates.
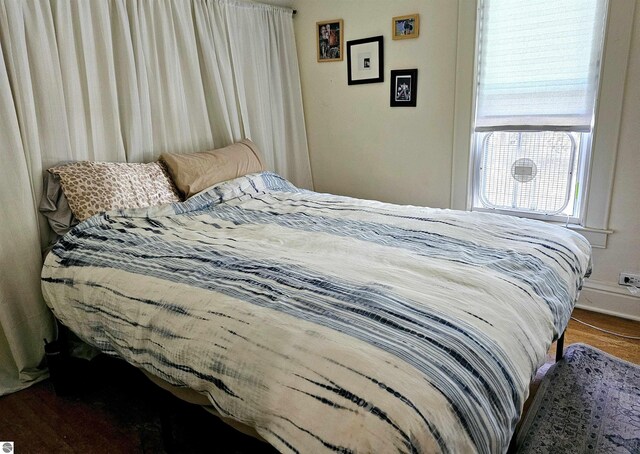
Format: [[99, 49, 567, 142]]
[[0, 0, 312, 395]]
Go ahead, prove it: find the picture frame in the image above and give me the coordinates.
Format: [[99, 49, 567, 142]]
[[392, 14, 420, 40], [316, 19, 343, 62], [390, 69, 418, 107], [347, 36, 384, 85]]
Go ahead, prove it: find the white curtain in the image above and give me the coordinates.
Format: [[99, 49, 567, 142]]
[[0, 0, 311, 395]]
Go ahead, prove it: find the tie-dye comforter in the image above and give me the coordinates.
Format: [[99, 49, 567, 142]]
[[42, 172, 591, 453]]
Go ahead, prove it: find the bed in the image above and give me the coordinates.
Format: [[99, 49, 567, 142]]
[[41, 170, 591, 453]]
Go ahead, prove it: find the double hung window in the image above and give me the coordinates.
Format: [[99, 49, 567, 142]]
[[471, 0, 608, 222]]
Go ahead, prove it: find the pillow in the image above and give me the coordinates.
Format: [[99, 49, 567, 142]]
[[161, 139, 265, 199], [39, 171, 79, 235], [48, 161, 181, 221]]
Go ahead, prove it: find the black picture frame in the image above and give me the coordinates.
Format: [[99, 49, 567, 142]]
[[347, 36, 384, 85], [390, 69, 418, 107]]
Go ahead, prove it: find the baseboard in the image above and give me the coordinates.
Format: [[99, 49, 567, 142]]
[[576, 279, 640, 321]]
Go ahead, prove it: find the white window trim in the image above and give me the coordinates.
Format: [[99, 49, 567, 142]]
[[450, 0, 635, 248]]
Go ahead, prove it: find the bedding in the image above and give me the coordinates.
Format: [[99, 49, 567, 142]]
[[39, 171, 79, 235], [41, 172, 591, 453], [48, 161, 180, 221], [161, 139, 265, 198]]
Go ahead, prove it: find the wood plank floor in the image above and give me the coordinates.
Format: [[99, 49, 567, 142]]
[[551, 308, 640, 363], [0, 308, 638, 454]]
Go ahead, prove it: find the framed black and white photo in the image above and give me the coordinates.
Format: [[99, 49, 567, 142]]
[[316, 19, 343, 62], [390, 69, 418, 107], [347, 36, 384, 85]]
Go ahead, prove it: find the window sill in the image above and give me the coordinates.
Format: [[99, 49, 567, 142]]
[[553, 224, 613, 249]]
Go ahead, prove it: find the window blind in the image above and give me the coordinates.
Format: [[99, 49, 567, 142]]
[[475, 0, 607, 132]]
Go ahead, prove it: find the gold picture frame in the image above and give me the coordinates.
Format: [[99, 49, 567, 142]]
[[317, 19, 343, 62], [392, 14, 419, 40]]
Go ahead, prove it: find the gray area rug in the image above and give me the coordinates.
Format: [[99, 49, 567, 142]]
[[516, 343, 640, 453]]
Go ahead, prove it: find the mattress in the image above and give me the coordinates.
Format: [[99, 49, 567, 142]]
[[42, 172, 591, 453]]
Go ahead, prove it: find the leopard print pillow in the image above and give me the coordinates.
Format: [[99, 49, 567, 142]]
[[48, 161, 181, 221]]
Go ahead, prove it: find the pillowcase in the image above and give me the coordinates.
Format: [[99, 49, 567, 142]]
[[39, 171, 79, 236], [161, 139, 265, 199], [48, 161, 181, 221]]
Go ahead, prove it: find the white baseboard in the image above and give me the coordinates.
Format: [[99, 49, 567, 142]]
[[576, 279, 640, 321]]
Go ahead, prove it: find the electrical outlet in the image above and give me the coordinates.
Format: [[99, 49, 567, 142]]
[[618, 272, 640, 287]]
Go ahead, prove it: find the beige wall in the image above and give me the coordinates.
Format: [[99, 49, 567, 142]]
[[286, 0, 639, 318], [292, 0, 457, 208], [578, 0, 640, 319], [594, 0, 640, 281]]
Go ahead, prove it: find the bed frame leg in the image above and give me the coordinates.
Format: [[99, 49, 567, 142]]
[[160, 410, 175, 453], [157, 388, 178, 453], [555, 330, 565, 362]]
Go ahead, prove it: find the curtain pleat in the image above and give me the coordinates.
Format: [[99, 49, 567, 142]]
[[192, 0, 243, 143], [133, 1, 216, 155], [0, 31, 55, 393], [0, 0, 311, 395], [224, 1, 312, 188]]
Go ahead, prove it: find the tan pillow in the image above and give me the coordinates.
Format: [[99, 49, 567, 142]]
[[161, 139, 265, 199], [48, 161, 181, 221]]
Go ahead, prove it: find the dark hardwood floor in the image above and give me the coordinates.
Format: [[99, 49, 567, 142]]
[[0, 308, 638, 453], [0, 356, 274, 454]]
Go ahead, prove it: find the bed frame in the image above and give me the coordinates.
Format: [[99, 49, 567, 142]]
[[556, 330, 566, 362]]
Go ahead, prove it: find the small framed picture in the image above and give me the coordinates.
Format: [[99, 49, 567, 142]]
[[347, 36, 384, 85], [390, 69, 418, 107], [317, 19, 343, 62], [392, 14, 420, 40]]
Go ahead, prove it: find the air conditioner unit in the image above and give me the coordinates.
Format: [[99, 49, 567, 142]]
[[477, 131, 577, 215]]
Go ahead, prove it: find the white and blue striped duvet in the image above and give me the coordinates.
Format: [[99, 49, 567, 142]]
[[42, 172, 591, 453]]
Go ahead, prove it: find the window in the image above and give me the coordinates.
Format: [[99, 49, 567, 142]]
[[470, 0, 608, 222]]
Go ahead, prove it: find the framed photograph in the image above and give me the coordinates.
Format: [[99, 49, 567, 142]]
[[390, 69, 418, 107], [317, 19, 343, 62], [347, 36, 384, 85], [392, 14, 420, 40]]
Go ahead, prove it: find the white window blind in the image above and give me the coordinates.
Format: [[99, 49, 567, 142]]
[[475, 0, 607, 132]]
